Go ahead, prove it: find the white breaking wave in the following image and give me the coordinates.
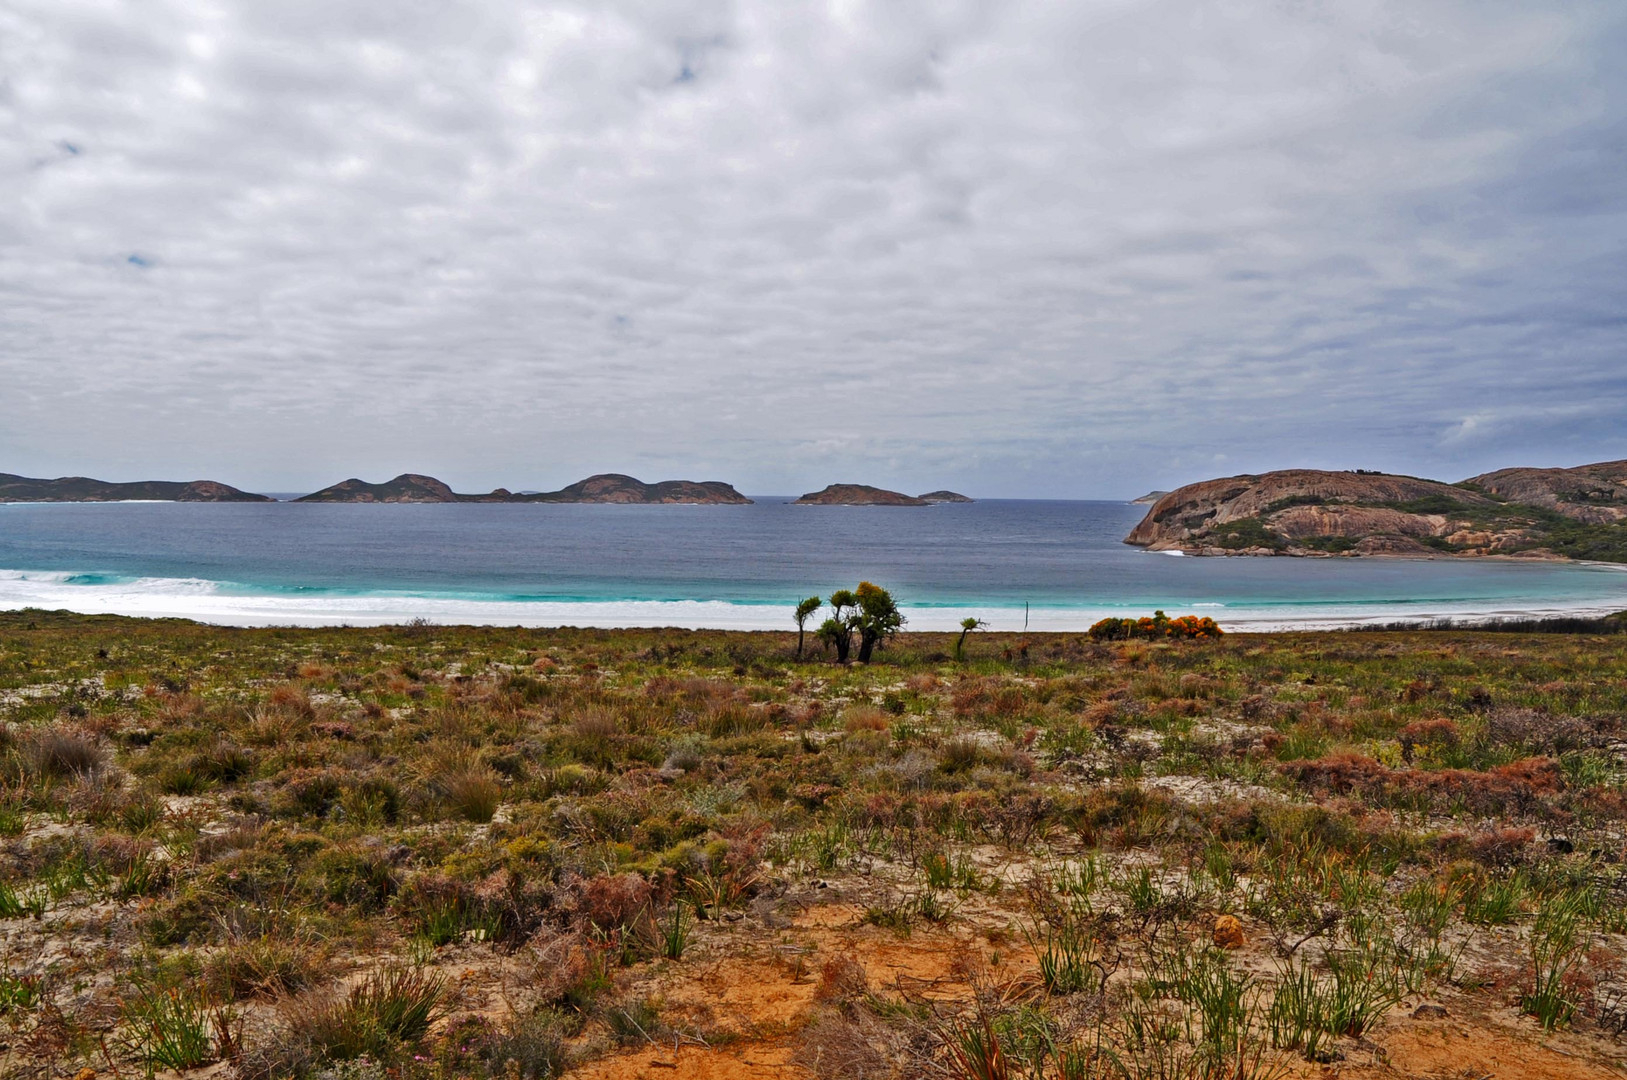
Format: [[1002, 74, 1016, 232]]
[[2, 567, 1626, 632]]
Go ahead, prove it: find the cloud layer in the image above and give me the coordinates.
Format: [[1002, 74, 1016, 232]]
[[3, 0, 1624, 496]]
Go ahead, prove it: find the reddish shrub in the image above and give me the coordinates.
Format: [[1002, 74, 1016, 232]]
[[815, 955, 870, 1003], [950, 678, 994, 718], [267, 684, 314, 716], [1283, 753, 1565, 817], [1470, 827, 1535, 865], [580, 872, 651, 931], [1279, 751, 1389, 793]]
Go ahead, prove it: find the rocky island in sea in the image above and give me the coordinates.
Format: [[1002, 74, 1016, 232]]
[[0, 473, 271, 502], [1125, 460, 1627, 562], [794, 484, 971, 505], [295, 472, 752, 504]]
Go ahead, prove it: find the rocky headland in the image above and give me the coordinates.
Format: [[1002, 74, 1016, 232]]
[[1125, 461, 1627, 562], [295, 473, 751, 505], [0, 473, 271, 502]]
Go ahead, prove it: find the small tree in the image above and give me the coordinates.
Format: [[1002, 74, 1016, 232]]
[[819, 590, 857, 663], [954, 617, 986, 662], [853, 581, 904, 664], [793, 596, 822, 658]]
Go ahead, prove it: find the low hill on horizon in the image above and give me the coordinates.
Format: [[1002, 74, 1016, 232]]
[[0, 472, 271, 503], [295, 472, 751, 504], [1126, 460, 1627, 562], [795, 484, 928, 506], [522, 474, 751, 504]]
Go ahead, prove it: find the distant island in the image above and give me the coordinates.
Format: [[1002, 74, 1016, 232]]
[[0, 473, 271, 503], [794, 484, 972, 506], [1131, 490, 1169, 504], [1125, 460, 1627, 562], [296, 473, 752, 505]]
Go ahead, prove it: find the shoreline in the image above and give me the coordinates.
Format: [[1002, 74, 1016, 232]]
[[2, 592, 1622, 634]]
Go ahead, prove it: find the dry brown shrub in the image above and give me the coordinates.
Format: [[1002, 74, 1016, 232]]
[[153, 692, 207, 723], [1401, 678, 1434, 703], [1280, 751, 1392, 794], [1177, 673, 1212, 699], [904, 673, 941, 693], [579, 872, 652, 931], [442, 766, 503, 823], [795, 1007, 919, 1080], [991, 686, 1030, 717], [266, 684, 314, 717], [1485, 707, 1592, 755], [703, 701, 762, 737], [815, 955, 871, 1003], [195, 820, 266, 862], [1459, 826, 1535, 865], [91, 833, 153, 873], [64, 768, 126, 820], [1282, 752, 1566, 816], [246, 707, 304, 747], [570, 707, 621, 741], [27, 726, 106, 780], [841, 706, 890, 733], [950, 677, 995, 717], [208, 934, 322, 999]]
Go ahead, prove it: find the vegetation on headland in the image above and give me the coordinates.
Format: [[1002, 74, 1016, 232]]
[[2, 609, 1627, 1078]]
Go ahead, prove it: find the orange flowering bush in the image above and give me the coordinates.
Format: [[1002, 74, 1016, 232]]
[[1088, 610, 1223, 641]]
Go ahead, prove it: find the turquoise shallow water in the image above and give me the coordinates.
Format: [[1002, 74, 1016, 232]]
[[1, 499, 1624, 630]]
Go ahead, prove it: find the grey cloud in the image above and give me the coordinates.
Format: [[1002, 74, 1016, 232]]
[[1, 0, 1624, 497]]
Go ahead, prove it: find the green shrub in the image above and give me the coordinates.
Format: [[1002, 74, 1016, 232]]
[[119, 982, 233, 1072]]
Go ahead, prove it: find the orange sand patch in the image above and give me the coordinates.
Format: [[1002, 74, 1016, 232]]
[[570, 1042, 807, 1080], [632, 900, 1033, 1043], [660, 953, 822, 1032], [793, 902, 865, 930], [1279, 1023, 1624, 1079]]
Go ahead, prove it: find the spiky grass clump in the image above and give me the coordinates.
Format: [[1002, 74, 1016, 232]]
[[285, 966, 446, 1062], [442, 766, 503, 823]]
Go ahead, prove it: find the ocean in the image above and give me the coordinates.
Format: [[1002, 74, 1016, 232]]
[[1, 499, 1625, 631]]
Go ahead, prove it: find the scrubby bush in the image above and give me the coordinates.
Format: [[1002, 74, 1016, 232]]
[[1088, 611, 1223, 641]]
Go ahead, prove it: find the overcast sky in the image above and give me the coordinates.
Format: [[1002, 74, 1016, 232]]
[[3, 1, 1624, 498]]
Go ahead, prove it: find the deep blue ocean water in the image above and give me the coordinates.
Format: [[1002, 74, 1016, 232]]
[[2, 499, 1625, 630]]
